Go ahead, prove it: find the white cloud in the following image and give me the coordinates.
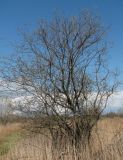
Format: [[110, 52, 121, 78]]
[[11, 91, 123, 113], [107, 91, 123, 112], [0, 78, 123, 114]]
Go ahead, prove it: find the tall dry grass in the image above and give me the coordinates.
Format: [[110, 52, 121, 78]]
[[0, 123, 22, 138], [1, 117, 123, 160]]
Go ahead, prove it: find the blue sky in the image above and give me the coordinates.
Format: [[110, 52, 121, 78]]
[[0, 0, 123, 79], [0, 0, 123, 111]]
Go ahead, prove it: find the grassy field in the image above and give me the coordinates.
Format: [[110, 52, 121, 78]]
[[0, 117, 123, 160]]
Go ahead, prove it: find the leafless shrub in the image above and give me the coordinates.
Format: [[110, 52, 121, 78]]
[[1, 10, 119, 148]]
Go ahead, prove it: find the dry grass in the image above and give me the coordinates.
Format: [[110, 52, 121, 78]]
[[0, 117, 123, 160], [0, 123, 23, 157], [0, 123, 22, 138]]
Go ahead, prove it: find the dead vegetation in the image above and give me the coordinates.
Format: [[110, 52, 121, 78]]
[[0, 123, 22, 139], [0, 117, 123, 160]]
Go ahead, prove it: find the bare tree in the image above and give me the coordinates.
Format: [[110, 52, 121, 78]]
[[1, 11, 118, 148]]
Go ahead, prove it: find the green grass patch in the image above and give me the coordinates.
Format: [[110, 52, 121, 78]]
[[0, 132, 22, 156]]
